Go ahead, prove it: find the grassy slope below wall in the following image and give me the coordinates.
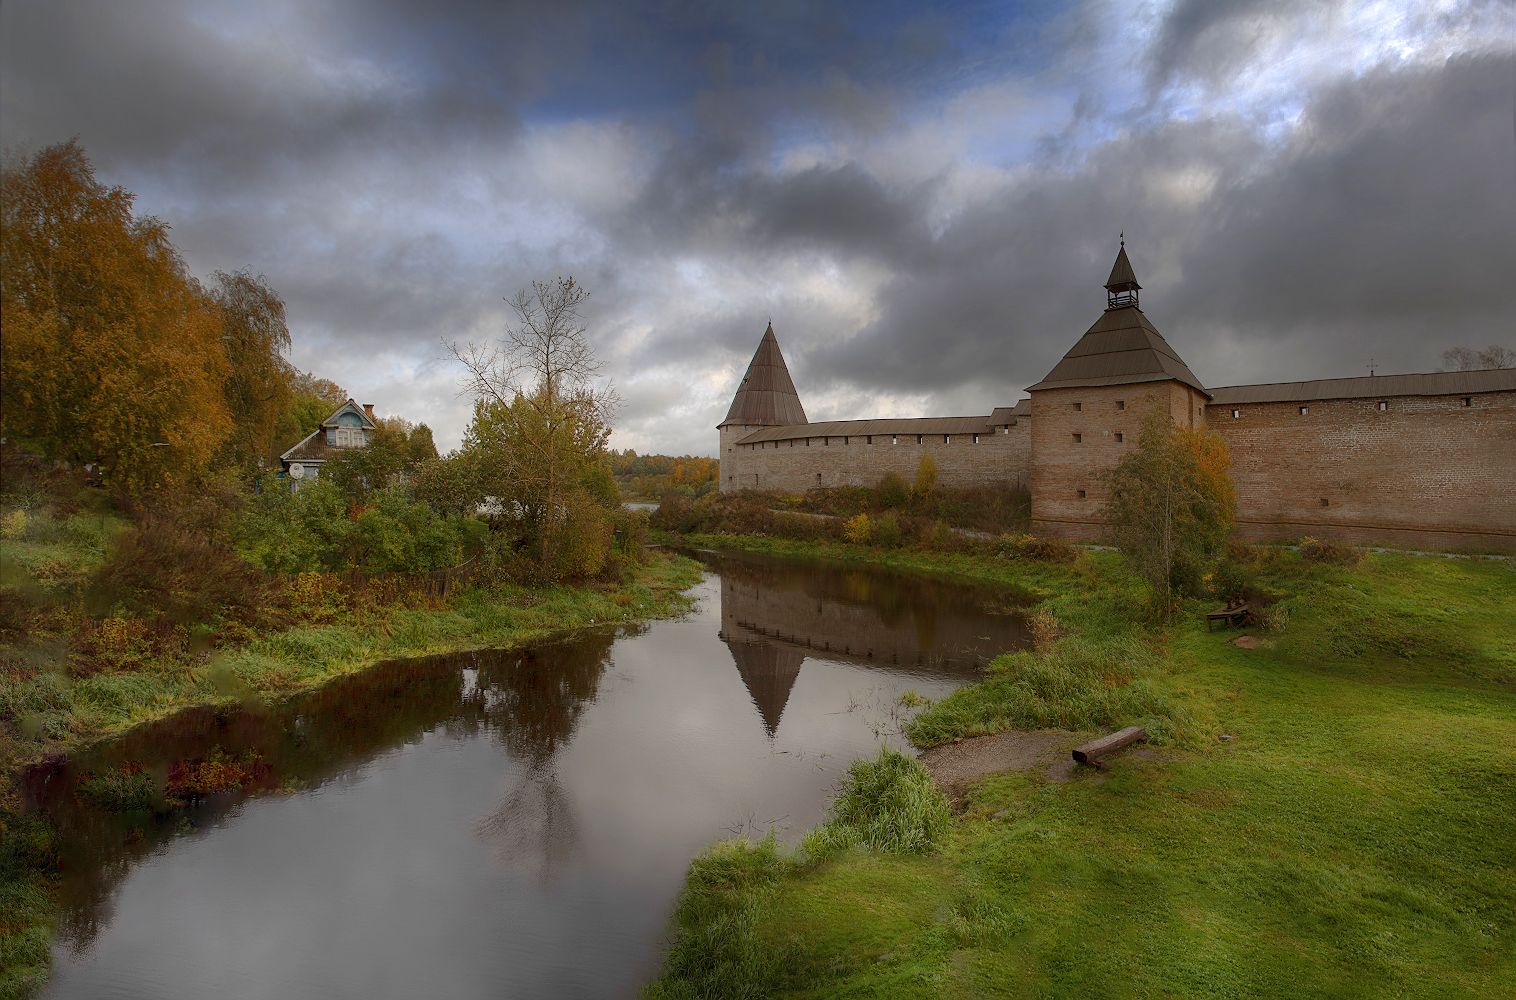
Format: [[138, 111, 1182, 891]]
[[647, 534, 1516, 998]]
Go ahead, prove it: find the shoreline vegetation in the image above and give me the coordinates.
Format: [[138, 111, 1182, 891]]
[[0, 516, 702, 998], [644, 523, 1515, 999]]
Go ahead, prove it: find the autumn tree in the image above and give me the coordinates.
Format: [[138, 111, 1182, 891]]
[[212, 268, 293, 469], [450, 277, 617, 577], [1, 140, 232, 490], [1101, 403, 1237, 618]]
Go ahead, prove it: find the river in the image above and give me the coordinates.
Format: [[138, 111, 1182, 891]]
[[34, 548, 1029, 999]]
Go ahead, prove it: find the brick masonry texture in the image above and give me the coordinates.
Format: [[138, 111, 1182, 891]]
[[1206, 389, 1515, 552], [720, 420, 1031, 494]]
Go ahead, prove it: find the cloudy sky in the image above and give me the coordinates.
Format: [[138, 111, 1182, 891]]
[[4, 0, 1512, 455]]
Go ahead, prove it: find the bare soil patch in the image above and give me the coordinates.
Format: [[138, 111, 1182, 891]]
[[919, 730, 1080, 804]]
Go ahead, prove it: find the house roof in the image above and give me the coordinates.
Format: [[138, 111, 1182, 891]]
[[1025, 304, 1208, 394], [280, 429, 341, 465], [321, 399, 377, 430], [735, 415, 996, 444], [720, 324, 809, 427], [1208, 368, 1516, 406], [280, 398, 375, 465]]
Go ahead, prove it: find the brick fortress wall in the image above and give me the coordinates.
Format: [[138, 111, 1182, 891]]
[[720, 418, 1031, 494], [1207, 389, 1516, 552]]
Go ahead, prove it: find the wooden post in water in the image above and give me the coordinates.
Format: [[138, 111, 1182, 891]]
[[1072, 726, 1146, 768]]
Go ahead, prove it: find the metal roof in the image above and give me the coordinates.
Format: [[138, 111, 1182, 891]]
[[720, 324, 809, 427], [1026, 305, 1207, 394], [1208, 368, 1516, 405], [735, 415, 996, 444]]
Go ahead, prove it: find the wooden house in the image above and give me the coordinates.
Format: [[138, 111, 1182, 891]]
[[279, 399, 378, 488]]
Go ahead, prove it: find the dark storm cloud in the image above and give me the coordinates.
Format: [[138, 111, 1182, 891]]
[[3, 0, 1511, 454], [606, 52, 1513, 402]]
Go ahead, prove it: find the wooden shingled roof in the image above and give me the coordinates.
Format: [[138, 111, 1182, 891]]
[[1209, 368, 1516, 405], [1026, 305, 1207, 395], [720, 323, 809, 427], [735, 415, 998, 444]]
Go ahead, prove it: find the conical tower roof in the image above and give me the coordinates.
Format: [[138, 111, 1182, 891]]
[[720, 323, 808, 427], [726, 639, 805, 737], [1027, 245, 1206, 395], [1106, 245, 1140, 292]]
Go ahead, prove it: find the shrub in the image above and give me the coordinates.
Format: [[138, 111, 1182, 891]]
[[874, 510, 903, 548], [842, 513, 872, 545], [1300, 536, 1362, 564], [89, 516, 270, 628], [876, 472, 910, 509], [802, 746, 951, 858]]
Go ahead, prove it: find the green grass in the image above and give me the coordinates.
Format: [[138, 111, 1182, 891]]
[[647, 537, 1516, 998]]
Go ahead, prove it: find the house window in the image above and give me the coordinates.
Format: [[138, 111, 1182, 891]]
[[1076, 490, 1086, 499], [1115, 432, 1124, 443], [1231, 409, 1240, 419], [1116, 400, 1125, 410], [1299, 406, 1309, 415], [1073, 433, 1082, 443], [1377, 401, 1388, 411]]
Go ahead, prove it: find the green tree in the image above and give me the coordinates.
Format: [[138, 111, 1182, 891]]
[[1101, 404, 1237, 618], [450, 277, 617, 577]]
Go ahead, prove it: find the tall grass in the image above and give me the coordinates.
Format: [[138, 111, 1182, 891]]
[[645, 747, 952, 998], [802, 747, 951, 858]]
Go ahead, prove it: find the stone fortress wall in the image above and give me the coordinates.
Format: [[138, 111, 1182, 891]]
[[716, 248, 1516, 553]]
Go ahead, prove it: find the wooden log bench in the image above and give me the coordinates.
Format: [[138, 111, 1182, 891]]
[[1072, 725, 1147, 769], [1206, 601, 1252, 630]]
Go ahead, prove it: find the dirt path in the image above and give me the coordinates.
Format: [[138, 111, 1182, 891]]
[[919, 730, 1083, 803]]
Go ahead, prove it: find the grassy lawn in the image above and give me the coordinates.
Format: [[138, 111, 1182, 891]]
[[646, 537, 1516, 998]]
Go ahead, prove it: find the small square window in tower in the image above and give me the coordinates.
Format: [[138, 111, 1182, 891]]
[[1073, 402, 1082, 412], [1073, 433, 1082, 443], [1462, 397, 1472, 407], [1116, 400, 1125, 410], [1115, 432, 1124, 443], [1076, 490, 1086, 499]]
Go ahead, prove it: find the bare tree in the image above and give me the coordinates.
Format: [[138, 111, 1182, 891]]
[[1439, 345, 1516, 371], [449, 277, 618, 574]]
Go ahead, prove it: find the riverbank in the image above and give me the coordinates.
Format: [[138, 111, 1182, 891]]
[[646, 533, 1516, 998], [0, 550, 703, 998]]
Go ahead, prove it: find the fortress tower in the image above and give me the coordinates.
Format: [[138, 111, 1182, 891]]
[[1026, 242, 1211, 538], [718, 323, 808, 491]]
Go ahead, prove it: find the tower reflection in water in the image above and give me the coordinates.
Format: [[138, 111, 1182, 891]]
[[708, 549, 1031, 739]]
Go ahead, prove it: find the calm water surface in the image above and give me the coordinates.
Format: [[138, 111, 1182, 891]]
[[36, 550, 1029, 999]]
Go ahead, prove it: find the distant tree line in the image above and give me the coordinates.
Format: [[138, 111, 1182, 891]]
[[607, 451, 719, 499]]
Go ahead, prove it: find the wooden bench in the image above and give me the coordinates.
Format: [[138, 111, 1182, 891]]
[[1206, 601, 1252, 630]]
